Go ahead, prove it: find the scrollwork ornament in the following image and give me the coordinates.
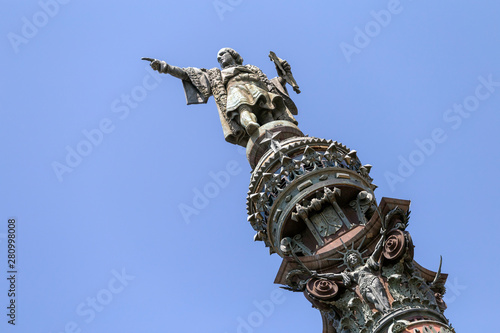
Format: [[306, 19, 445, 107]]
[[306, 278, 339, 300], [383, 229, 414, 263], [390, 320, 409, 333], [285, 268, 309, 291]]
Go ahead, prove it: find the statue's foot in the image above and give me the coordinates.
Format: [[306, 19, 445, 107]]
[[245, 122, 259, 135]]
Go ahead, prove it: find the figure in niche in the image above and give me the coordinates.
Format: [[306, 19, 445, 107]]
[[143, 48, 300, 146]]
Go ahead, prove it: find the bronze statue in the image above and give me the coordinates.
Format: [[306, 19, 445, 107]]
[[143, 48, 300, 146], [315, 234, 392, 314]]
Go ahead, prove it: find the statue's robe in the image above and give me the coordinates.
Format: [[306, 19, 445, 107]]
[[180, 64, 298, 147]]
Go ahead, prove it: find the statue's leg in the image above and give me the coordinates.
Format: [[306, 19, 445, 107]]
[[365, 288, 390, 313], [364, 291, 384, 313], [239, 105, 259, 135]]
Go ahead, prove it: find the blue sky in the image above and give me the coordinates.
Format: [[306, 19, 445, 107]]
[[1, 0, 499, 332]]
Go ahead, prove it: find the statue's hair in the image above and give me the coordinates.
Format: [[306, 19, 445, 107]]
[[217, 48, 243, 65]]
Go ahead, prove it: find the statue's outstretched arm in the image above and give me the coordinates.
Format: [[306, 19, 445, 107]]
[[371, 235, 385, 260], [143, 58, 189, 81], [316, 272, 343, 280], [367, 228, 389, 269], [315, 272, 352, 286]]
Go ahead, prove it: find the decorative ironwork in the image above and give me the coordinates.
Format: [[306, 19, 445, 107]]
[[306, 278, 339, 300]]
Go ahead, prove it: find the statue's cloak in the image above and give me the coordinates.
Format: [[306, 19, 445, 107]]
[[181, 65, 298, 147]]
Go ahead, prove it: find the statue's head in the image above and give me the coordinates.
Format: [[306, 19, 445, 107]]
[[217, 48, 243, 68], [346, 252, 362, 269]]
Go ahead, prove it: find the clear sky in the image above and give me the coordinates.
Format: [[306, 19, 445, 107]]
[[1, 0, 499, 332]]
